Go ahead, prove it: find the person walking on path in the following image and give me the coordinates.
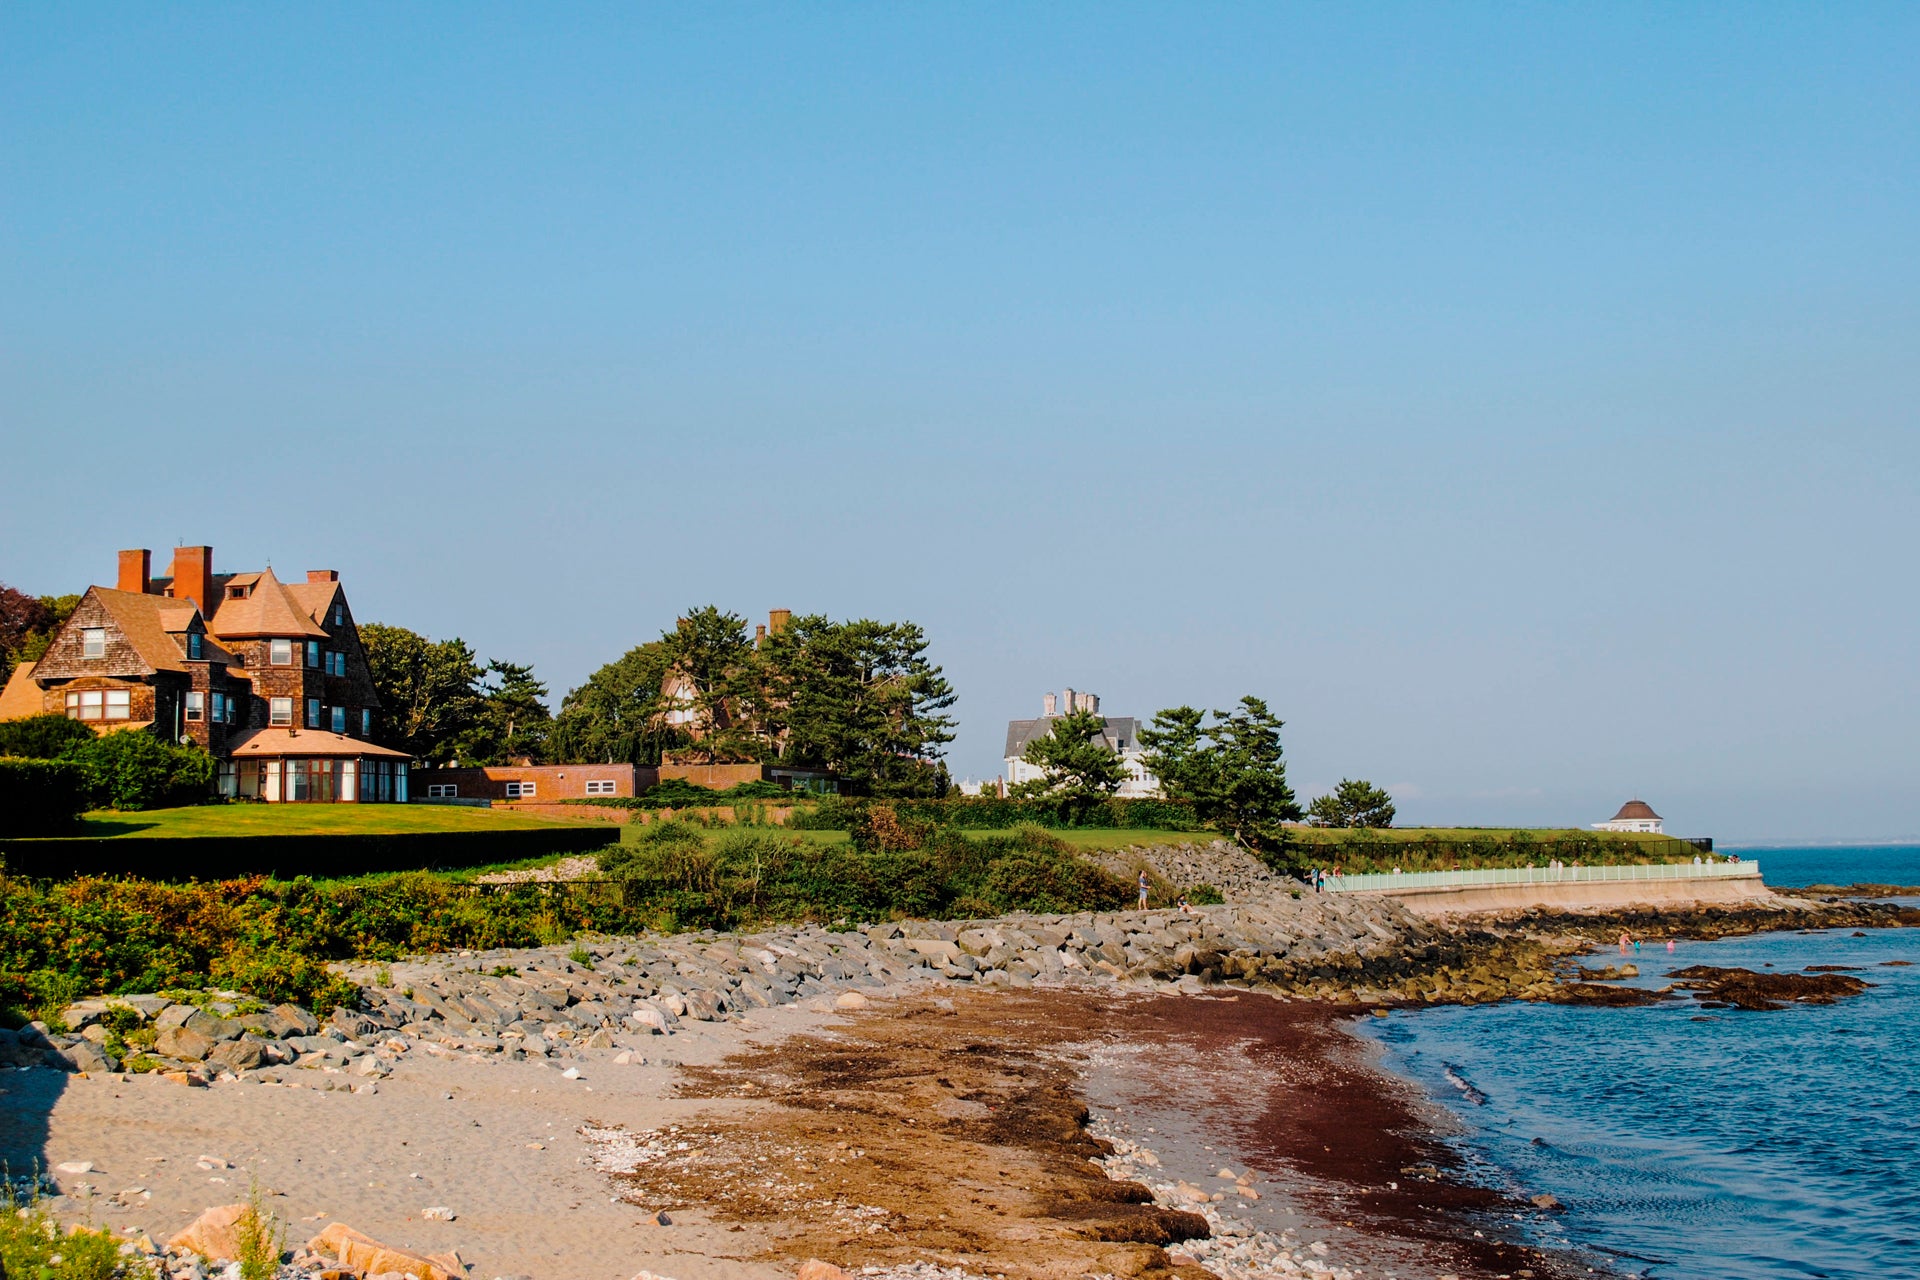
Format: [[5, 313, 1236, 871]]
[[1138, 869, 1151, 910]]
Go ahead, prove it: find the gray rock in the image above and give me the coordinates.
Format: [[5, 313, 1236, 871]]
[[206, 1039, 268, 1073], [154, 1026, 215, 1061], [182, 1010, 244, 1042]]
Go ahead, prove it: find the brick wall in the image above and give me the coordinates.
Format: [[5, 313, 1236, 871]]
[[414, 763, 641, 801]]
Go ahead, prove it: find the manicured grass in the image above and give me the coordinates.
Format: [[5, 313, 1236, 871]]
[[55, 802, 599, 839], [1283, 826, 1677, 845], [616, 824, 1214, 852]]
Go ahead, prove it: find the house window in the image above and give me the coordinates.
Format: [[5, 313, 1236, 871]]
[[187, 632, 204, 660], [331, 705, 346, 734], [185, 692, 205, 722], [307, 699, 321, 728], [360, 708, 371, 737], [227, 584, 250, 600], [82, 628, 106, 659], [270, 697, 293, 726], [306, 641, 320, 668], [584, 779, 617, 795], [324, 651, 345, 677], [504, 781, 537, 799], [270, 639, 293, 666], [333, 604, 344, 626], [103, 689, 130, 720], [427, 783, 459, 798]]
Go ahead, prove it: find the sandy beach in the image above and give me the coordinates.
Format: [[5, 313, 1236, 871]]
[[14, 981, 1588, 1280]]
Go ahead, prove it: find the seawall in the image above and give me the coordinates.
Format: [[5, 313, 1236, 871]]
[[1375, 873, 1776, 917]]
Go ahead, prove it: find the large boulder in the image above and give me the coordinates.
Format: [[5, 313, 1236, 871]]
[[167, 1204, 250, 1261], [154, 1026, 216, 1061], [307, 1222, 458, 1280], [206, 1039, 268, 1073], [183, 1010, 245, 1042]]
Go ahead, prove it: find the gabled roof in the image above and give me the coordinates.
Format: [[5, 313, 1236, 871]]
[[204, 567, 328, 640], [226, 727, 410, 759], [92, 587, 193, 674], [1611, 799, 1661, 821], [283, 580, 340, 626], [1004, 714, 1142, 760]]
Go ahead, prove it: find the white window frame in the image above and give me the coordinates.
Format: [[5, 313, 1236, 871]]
[[427, 783, 459, 798], [184, 691, 205, 722], [82, 628, 107, 659], [583, 779, 617, 796], [270, 697, 293, 726], [270, 638, 293, 666], [504, 780, 537, 799]]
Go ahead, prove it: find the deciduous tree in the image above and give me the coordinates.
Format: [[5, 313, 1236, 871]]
[[548, 640, 676, 766], [359, 623, 486, 765]]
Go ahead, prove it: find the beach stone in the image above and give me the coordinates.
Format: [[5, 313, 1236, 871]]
[[155, 1004, 197, 1031], [206, 1040, 267, 1073], [834, 991, 870, 1011], [796, 1263, 855, 1280], [167, 1203, 249, 1260], [183, 1011, 245, 1042], [48, 1042, 117, 1073], [154, 1028, 216, 1066], [1530, 1193, 1563, 1211]]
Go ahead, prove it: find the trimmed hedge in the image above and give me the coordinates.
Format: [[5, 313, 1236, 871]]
[[0, 825, 618, 881], [787, 794, 1203, 831], [0, 757, 91, 837]]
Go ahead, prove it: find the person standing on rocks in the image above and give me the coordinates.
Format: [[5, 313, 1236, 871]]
[[1138, 869, 1151, 910]]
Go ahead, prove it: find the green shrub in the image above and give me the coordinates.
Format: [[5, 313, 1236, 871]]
[[60, 731, 214, 811], [0, 756, 92, 836], [790, 795, 1201, 831], [0, 1189, 132, 1280], [0, 713, 96, 759], [1184, 883, 1225, 905]]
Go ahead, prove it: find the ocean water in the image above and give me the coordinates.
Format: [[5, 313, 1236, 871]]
[[1363, 911, 1920, 1279], [1727, 843, 1920, 889]]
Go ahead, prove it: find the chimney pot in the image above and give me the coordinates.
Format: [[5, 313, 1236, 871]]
[[117, 549, 152, 594]]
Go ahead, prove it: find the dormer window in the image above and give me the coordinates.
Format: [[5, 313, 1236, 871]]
[[82, 628, 106, 659], [227, 584, 251, 600], [187, 632, 204, 660], [270, 638, 293, 665]]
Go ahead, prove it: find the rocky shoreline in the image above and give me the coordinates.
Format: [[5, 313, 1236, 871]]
[[8, 882, 1917, 1279]]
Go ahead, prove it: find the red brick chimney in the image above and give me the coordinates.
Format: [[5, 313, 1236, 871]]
[[306, 570, 338, 584], [171, 546, 213, 610], [116, 549, 151, 594]]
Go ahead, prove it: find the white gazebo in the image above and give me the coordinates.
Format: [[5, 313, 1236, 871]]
[[1593, 799, 1663, 833]]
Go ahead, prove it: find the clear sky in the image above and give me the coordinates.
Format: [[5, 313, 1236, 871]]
[[4, 5, 1916, 842]]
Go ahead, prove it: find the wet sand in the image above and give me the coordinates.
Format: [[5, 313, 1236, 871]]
[[20, 983, 1591, 1279]]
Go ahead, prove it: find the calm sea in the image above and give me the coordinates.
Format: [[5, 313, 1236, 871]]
[[1361, 845, 1920, 1280]]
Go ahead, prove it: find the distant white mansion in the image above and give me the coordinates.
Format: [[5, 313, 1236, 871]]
[[1003, 688, 1159, 799], [1594, 799, 1663, 834]]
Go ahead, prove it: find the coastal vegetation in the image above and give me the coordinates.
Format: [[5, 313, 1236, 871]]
[[0, 713, 215, 833], [1306, 778, 1396, 829], [1137, 698, 1305, 860], [31, 802, 600, 839], [0, 823, 1129, 1023]]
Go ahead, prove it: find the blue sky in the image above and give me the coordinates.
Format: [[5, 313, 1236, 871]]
[[4, 5, 1916, 841]]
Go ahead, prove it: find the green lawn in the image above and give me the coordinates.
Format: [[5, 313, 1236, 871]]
[[58, 803, 600, 839], [619, 824, 1213, 851], [1282, 826, 1677, 845]]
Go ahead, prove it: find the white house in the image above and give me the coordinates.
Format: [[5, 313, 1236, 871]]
[[1003, 688, 1159, 798], [1593, 799, 1663, 834]]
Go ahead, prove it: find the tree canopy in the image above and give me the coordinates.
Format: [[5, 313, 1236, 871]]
[[360, 623, 549, 766], [1010, 708, 1130, 819], [1307, 778, 1396, 829], [547, 608, 956, 795], [1138, 696, 1303, 864], [0, 585, 76, 684]]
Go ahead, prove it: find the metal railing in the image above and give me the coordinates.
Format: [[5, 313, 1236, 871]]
[[1321, 859, 1761, 894]]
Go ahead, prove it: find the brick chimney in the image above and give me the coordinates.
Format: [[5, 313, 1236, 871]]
[[117, 549, 151, 594], [306, 569, 338, 584], [1043, 692, 1058, 716], [755, 624, 767, 648], [171, 545, 213, 611], [768, 609, 792, 635]]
